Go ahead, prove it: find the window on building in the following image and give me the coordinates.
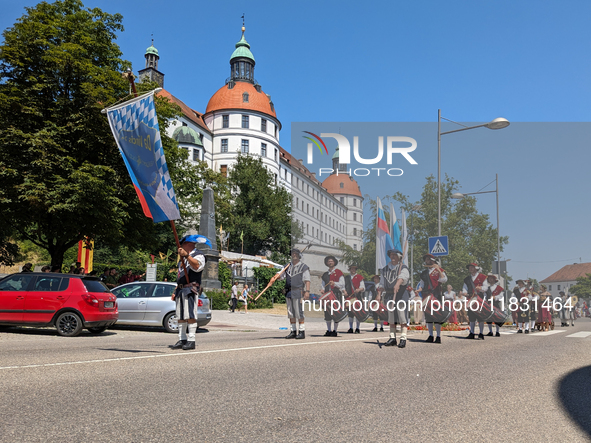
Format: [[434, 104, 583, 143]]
[[274, 173, 277, 185], [275, 148, 278, 161], [261, 143, 267, 157], [192, 149, 200, 162], [360, 214, 362, 223], [307, 204, 309, 214], [340, 182, 344, 189], [242, 92, 249, 103], [353, 228, 357, 236], [261, 118, 267, 132], [220, 165, 228, 178], [306, 224, 309, 234], [340, 197, 344, 204], [557, 284, 561, 290], [222, 114, 229, 128], [353, 199, 357, 207], [242, 115, 249, 129], [354, 244, 357, 251], [221, 139, 228, 153], [353, 213, 357, 221], [549, 285, 552, 291], [296, 197, 298, 208], [241, 139, 249, 154]]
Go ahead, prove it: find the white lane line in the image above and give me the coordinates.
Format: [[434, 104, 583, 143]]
[[529, 330, 565, 336], [0, 336, 386, 371], [500, 331, 517, 334], [566, 331, 591, 338]]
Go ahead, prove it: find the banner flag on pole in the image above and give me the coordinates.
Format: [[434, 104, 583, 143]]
[[106, 91, 181, 223], [376, 197, 394, 273], [389, 203, 402, 252], [400, 209, 408, 266]]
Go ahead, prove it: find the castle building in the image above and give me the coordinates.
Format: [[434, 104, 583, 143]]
[[139, 28, 364, 289]]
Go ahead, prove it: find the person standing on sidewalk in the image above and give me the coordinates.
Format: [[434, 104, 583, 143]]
[[230, 282, 238, 312], [240, 284, 249, 314]]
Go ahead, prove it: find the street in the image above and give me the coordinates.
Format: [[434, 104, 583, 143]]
[[1, 318, 590, 442]]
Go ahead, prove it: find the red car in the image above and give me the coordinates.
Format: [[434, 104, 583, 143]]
[[0, 272, 118, 337]]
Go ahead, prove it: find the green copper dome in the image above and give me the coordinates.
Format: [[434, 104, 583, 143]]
[[230, 34, 255, 63], [172, 126, 203, 146], [145, 44, 159, 57], [332, 146, 340, 160]]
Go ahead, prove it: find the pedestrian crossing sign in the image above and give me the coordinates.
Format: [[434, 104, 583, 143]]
[[428, 236, 449, 256]]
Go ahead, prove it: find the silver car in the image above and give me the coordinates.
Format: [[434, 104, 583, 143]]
[[111, 282, 211, 333]]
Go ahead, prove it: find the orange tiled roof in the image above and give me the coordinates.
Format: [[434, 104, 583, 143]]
[[205, 81, 277, 118], [157, 89, 211, 134], [321, 173, 362, 197], [540, 263, 591, 283]]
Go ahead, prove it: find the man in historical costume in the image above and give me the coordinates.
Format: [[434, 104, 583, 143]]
[[370, 274, 385, 332], [321, 255, 346, 337], [513, 279, 531, 333], [283, 248, 310, 340], [485, 274, 504, 337], [538, 285, 553, 332], [418, 253, 448, 344], [380, 249, 411, 348], [346, 265, 365, 334], [527, 280, 539, 333], [560, 291, 575, 327], [444, 285, 458, 325], [463, 263, 489, 340], [170, 234, 208, 350]]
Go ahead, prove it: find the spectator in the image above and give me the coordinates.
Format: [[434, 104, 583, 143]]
[[51, 265, 61, 273], [88, 270, 98, 276], [99, 267, 109, 282], [104, 268, 119, 289], [119, 269, 135, 285], [78, 267, 86, 276], [230, 282, 238, 313], [240, 284, 249, 314], [21, 263, 33, 273], [68, 264, 76, 274], [41, 265, 51, 273]]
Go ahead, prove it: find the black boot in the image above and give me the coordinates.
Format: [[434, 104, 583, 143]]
[[426, 335, 434, 343], [478, 333, 485, 340], [182, 341, 195, 350], [434, 336, 441, 344], [295, 331, 305, 339], [347, 328, 354, 334], [285, 330, 297, 339], [372, 327, 378, 332], [495, 332, 501, 337], [169, 340, 186, 349], [355, 328, 360, 334], [486, 332, 494, 336], [384, 337, 397, 346], [380, 326, 384, 332], [466, 333, 475, 339], [324, 330, 332, 337], [398, 338, 407, 348]]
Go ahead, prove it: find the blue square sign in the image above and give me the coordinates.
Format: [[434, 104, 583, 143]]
[[428, 236, 449, 256]]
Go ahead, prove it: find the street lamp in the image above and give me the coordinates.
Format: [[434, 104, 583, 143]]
[[409, 204, 422, 287], [437, 110, 509, 236], [452, 174, 501, 284]]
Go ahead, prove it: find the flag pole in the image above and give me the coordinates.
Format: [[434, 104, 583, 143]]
[[123, 70, 190, 286]]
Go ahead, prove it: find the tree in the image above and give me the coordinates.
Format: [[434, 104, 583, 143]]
[[227, 155, 292, 260], [570, 273, 591, 299]]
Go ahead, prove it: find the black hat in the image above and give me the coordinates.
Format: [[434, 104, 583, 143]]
[[423, 253, 439, 263], [324, 255, 338, 267], [290, 248, 302, 258], [348, 264, 358, 270], [387, 249, 403, 259]]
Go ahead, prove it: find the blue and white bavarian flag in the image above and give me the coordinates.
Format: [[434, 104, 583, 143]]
[[106, 91, 181, 223]]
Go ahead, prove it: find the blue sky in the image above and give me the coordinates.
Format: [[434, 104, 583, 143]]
[[2, 0, 590, 280]]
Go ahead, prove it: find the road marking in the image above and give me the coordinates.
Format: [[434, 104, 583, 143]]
[[499, 331, 517, 334], [529, 330, 565, 336], [0, 336, 386, 371], [566, 331, 591, 338]]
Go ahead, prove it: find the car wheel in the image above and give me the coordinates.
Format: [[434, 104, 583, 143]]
[[55, 312, 83, 337], [163, 312, 178, 333], [87, 326, 108, 334]]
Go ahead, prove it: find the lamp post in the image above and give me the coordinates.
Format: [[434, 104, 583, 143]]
[[452, 173, 501, 282], [409, 204, 422, 287], [437, 110, 509, 236]]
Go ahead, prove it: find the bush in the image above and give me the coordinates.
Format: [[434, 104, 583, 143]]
[[204, 287, 273, 310], [218, 261, 232, 290], [253, 266, 285, 304]]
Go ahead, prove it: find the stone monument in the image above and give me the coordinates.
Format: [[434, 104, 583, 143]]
[[197, 187, 221, 289]]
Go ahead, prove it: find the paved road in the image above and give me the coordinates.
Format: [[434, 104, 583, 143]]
[[1, 319, 590, 442]]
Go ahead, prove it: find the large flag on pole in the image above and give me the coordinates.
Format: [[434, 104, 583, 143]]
[[106, 90, 181, 223], [389, 203, 402, 251], [376, 197, 394, 273], [400, 209, 408, 266]]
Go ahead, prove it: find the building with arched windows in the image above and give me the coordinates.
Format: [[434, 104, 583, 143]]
[[137, 27, 364, 288]]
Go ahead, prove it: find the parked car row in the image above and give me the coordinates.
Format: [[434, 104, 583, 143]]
[[0, 274, 212, 337]]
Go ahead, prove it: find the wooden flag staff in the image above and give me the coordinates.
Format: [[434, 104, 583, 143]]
[[255, 243, 313, 301]]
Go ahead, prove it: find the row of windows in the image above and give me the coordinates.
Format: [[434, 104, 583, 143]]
[[302, 225, 360, 251], [293, 177, 346, 217], [220, 139, 278, 160], [181, 147, 203, 162], [222, 114, 274, 136]]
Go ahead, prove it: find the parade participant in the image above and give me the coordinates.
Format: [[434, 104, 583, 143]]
[[444, 285, 458, 325], [528, 280, 539, 333], [418, 253, 448, 344], [281, 249, 310, 339], [321, 255, 345, 336], [346, 264, 365, 334], [169, 234, 208, 351], [370, 274, 385, 332], [457, 290, 469, 325], [513, 279, 530, 333], [463, 263, 489, 340], [380, 249, 410, 348], [538, 286, 553, 332], [412, 282, 425, 325], [485, 274, 504, 337], [560, 291, 575, 327]]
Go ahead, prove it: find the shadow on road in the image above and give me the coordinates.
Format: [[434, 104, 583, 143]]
[[0, 326, 117, 337], [557, 365, 591, 439], [96, 348, 166, 354]]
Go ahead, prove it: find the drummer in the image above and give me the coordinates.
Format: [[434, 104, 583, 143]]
[[380, 249, 410, 348], [418, 253, 448, 344], [513, 279, 530, 333], [485, 274, 504, 337], [463, 262, 489, 340], [321, 255, 345, 337], [370, 274, 385, 332], [345, 264, 365, 334]]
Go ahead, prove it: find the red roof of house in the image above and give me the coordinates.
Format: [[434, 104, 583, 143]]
[[540, 262, 591, 283], [205, 81, 277, 119], [157, 89, 211, 134]]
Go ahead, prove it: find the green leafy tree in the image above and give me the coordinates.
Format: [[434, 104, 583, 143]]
[[227, 155, 292, 261], [570, 273, 591, 299]]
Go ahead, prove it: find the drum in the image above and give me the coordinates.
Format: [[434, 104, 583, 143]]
[[423, 294, 451, 324], [320, 291, 349, 323], [346, 295, 370, 322], [487, 306, 509, 325]]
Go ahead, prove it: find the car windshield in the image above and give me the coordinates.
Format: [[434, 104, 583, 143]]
[[82, 278, 110, 293]]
